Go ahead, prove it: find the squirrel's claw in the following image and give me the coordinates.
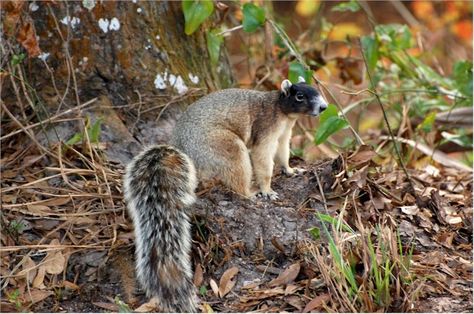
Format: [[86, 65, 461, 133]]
[[258, 190, 279, 200], [283, 167, 306, 176]]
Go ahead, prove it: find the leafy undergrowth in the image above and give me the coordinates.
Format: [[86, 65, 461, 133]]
[[1, 131, 472, 312]]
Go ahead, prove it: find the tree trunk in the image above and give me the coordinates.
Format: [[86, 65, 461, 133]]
[[29, 0, 233, 101], [2, 0, 234, 162]]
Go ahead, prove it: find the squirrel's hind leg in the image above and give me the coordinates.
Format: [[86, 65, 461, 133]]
[[209, 131, 255, 199]]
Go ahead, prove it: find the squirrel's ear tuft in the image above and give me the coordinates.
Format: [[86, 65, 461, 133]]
[[281, 79, 292, 96], [297, 76, 306, 83]]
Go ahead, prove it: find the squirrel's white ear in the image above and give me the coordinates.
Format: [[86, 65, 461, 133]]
[[297, 76, 306, 83], [281, 79, 292, 96]]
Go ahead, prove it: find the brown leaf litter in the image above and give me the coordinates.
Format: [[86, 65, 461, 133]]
[[1, 115, 472, 312]]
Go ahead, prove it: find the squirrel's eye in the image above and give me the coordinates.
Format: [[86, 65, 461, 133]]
[[295, 92, 304, 102]]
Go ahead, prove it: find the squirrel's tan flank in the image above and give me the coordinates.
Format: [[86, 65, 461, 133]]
[[123, 77, 327, 312]]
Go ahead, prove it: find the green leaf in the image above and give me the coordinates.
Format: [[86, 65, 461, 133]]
[[418, 111, 436, 133], [66, 133, 83, 146], [441, 131, 473, 148], [206, 29, 223, 66], [199, 285, 208, 296], [360, 35, 379, 75], [314, 104, 349, 145], [315, 213, 354, 233], [242, 3, 265, 33], [375, 24, 412, 51], [87, 118, 102, 143], [318, 103, 338, 124], [308, 227, 320, 240], [288, 61, 312, 84], [452, 60, 473, 99], [182, 0, 214, 35], [331, 0, 360, 12], [11, 53, 26, 66]]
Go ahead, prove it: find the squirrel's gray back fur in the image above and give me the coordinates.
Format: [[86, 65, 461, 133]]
[[123, 145, 197, 312], [171, 89, 279, 179]]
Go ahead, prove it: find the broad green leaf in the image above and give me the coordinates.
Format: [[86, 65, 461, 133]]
[[418, 111, 436, 133], [314, 115, 349, 145], [452, 60, 473, 99], [318, 103, 338, 124], [332, 0, 360, 12], [288, 61, 312, 84], [206, 29, 223, 66], [182, 0, 214, 35], [242, 3, 265, 33], [360, 35, 379, 75]]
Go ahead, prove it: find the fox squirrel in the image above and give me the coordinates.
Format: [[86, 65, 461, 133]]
[[123, 78, 327, 312]]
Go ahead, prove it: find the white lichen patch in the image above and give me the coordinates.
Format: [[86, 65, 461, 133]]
[[137, 8, 142, 13], [188, 73, 199, 84], [109, 17, 120, 31], [154, 72, 188, 94], [98, 18, 109, 33], [29, 2, 39, 12], [82, 0, 96, 11], [60, 16, 81, 29], [38, 52, 50, 61], [154, 73, 167, 89], [168, 74, 188, 94], [98, 18, 120, 33]]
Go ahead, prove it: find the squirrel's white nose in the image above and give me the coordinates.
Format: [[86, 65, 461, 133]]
[[310, 95, 328, 116]]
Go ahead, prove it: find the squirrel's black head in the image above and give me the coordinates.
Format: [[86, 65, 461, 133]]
[[279, 77, 328, 116]]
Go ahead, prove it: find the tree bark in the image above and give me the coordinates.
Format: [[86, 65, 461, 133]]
[[25, 1, 233, 105], [2, 0, 234, 162]]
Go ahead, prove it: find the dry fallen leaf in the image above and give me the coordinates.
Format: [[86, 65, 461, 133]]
[[25, 289, 54, 305], [16, 21, 41, 58], [209, 278, 219, 297], [302, 293, 331, 313], [134, 298, 159, 313], [269, 262, 300, 287], [32, 266, 46, 289], [26, 204, 51, 216], [18, 255, 37, 284], [3, 0, 25, 36], [218, 266, 239, 297], [43, 240, 66, 275], [347, 145, 376, 168], [62, 280, 80, 291], [193, 263, 203, 287], [400, 205, 419, 216]]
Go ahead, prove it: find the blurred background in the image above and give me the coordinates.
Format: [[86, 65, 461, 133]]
[[222, 0, 472, 167]]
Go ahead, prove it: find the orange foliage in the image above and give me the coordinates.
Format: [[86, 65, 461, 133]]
[[452, 20, 473, 42], [411, 0, 435, 21]]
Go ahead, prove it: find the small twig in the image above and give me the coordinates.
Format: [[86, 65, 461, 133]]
[[267, 19, 365, 146], [359, 38, 418, 198], [216, 25, 243, 36], [0, 98, 97, 141]]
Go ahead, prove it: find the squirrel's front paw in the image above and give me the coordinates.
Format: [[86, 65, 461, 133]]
[[283, 167, 306, 176], [258, 190, 279, 200]]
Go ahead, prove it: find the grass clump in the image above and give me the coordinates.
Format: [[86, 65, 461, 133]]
[[308, 212, 423, 312]]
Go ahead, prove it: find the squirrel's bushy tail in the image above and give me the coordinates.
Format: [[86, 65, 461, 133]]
[[123, 145, 198, 312]]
